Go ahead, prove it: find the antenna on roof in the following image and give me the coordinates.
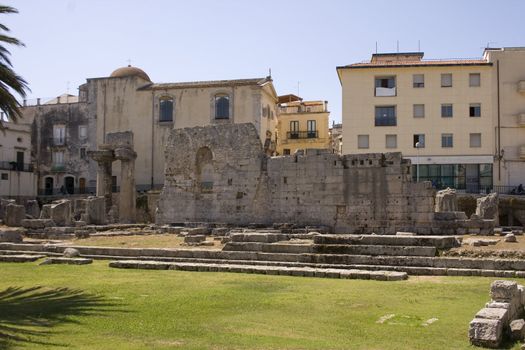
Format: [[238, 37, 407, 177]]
[[375, 41, 378, 54], [297, 81, 300, 97], [396, 40, 399, 53], [418, 40, 421, 52], [126, 58, 132, 67], [268, 68, 272, 78]]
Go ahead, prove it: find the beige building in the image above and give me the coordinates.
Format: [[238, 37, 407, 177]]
[[337, 48, 525, 191], [24, 66, 279, 194], [0, 118, 37, 199], [275, 94, 330, 155]]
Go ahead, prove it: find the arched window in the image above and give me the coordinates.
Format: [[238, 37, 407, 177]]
[[159, 97, 173, 122], [215, 95, 230, 119]]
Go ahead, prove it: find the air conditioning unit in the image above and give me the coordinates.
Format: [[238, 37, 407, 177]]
[[519, 113, 525, 127]]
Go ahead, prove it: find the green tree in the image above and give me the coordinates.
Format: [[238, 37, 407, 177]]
[[0, 5, 28, 129]]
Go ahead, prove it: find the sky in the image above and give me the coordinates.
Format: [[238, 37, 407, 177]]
[[3, 0, 525, 123]]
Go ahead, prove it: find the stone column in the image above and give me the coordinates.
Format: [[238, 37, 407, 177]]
[[115, 147, 137, 223], [89, 149, 114, 212]]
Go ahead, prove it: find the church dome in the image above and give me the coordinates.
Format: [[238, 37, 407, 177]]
[[110, 65, 151, 81]]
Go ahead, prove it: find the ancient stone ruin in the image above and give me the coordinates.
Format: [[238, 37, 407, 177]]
[[469, 280, 525, 348], [89, 131, 137, 223], [156, 123, 437, 234]]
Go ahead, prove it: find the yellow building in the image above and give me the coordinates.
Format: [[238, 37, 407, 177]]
[[276, 95, 330, 155], [337, 50, 521, 192]]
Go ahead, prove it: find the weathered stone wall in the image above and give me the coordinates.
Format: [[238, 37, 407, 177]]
[[156, 123, 436, 233]]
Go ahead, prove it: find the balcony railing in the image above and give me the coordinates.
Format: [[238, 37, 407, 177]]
[[51, 164, 66, 172], [286, 131, 319, 139], [375, 87, 396, 97], [49, 137, 68, 146], [0, 161, 34, 172]]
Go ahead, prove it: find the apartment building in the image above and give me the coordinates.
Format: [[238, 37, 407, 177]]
[[337, 48, 525, 191], [275, 94, 330, 155]]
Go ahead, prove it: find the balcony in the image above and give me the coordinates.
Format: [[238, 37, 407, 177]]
[[49, 137, 68, 146], [375, 87, 396, 97], [51, 164, 66, 172], [519, 81, 525, 94], [519, 113, 525, 127], [286, 131, 319, 140], [0, 161, 34, 172]]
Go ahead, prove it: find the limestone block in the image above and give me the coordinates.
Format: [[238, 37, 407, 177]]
[[21, 219, 55, 229], [469, 318, 503, 348], [184, 235, 206, 244], [476, 192, 499, 226], [63, 248, 81, 258], [25, 200, 40, 219], [49, 200, 72, 226], [85, 196, 106, 225], [0, 228, 24, 242], [0, 199, 15, 219], [4, 204, 25, 227], [475, 307, 509, 325], [510, 319, 525, 341], [435, 188, 458, 212], [40, 204, 51, 219], [491, 280, 519, 302], [505, 233, 517, 243]]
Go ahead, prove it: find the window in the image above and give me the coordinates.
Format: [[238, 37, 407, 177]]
[[375, 76, 396, 96], [413, 104, 425, 118], [470, 133, 481, 148], [375, 106, 396, 126], [413, 74, 425, 88], [16, 151, 24, 171], [441, 73, 452, 87], [413, 134, 425, 148], [79, 125, 87, 139], [441, 133, 453, 148], [283, 149, 290, 155], [1, 173, 7, 180], [52, 151, 64, 165], [469, 103, 481, 117], [215, 95, 230, 119], [441, 104, 453, 118], [80, 147, 87, 159], [289, 121, 299, 139], [307, 120, 317, 138], [159, 98, 173, 122], [385, 134, 397, 149], [357, 135, 369, 149], [53, 124, 66, 145], [469, 73, 481, 87]]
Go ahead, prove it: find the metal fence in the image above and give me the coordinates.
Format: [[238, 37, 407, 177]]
[[0, 161, 34, 172]]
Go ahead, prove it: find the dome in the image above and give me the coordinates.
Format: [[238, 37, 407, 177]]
[[110, 65, 151, 81]]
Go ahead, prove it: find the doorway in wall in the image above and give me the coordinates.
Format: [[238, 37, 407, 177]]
[[64, 176, 75, 195], [44, 177, 54, 195]]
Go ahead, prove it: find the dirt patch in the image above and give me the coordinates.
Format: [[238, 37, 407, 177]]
[[443, 234, 525, 259]]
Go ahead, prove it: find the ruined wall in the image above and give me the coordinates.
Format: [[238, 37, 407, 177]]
[[156, 123, 436, 233]]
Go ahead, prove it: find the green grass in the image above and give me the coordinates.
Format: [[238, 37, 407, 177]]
[[0, 261, 522, 350]]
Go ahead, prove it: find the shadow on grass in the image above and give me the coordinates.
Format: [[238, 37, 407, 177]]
[[0, 286, 122, 349]]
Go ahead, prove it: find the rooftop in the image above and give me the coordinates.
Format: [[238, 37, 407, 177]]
[[140, 77, 272, 90]]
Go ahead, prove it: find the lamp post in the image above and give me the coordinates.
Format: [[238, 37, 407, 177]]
[[415, 142, 420, 182]]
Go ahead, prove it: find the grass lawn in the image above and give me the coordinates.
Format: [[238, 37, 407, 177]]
[[0, 261, 522, 350]]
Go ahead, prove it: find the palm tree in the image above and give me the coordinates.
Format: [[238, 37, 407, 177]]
[[0, 5, 28, 129]]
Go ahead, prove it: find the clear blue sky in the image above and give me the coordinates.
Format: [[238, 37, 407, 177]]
[[4, 0, 525, 123]]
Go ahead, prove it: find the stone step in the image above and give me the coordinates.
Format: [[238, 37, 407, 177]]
[[223, 242, 437, 257], [0, 254, 46, 262], [40, 257, 93, 265], [313, 234, 459, 249], [108, 260, 407, 281], [2, 243, 525, 274]]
